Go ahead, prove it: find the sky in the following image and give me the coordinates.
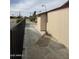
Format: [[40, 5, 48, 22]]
[[10, 0, 68, 16]]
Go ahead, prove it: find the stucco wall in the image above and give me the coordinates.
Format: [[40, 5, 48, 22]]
[[36, 16, 46, 35], [40, 13, 47, 31], [36, 8, 69, 47], [47, 8, 69, 47]]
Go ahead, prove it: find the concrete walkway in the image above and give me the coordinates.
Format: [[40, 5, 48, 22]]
[[22, 20, 69, 59]]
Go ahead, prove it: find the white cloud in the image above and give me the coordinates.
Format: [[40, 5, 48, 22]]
[[11, 0, 35, 11], [11, 0, 68, 16]]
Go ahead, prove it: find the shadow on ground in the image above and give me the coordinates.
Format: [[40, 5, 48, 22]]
[[22, 30, 69, 59]]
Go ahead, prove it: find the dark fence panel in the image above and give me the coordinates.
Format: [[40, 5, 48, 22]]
[[10, 18, 26, 59]]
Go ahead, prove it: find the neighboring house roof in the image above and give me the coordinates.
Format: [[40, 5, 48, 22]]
[[37, 1, 69, 16]]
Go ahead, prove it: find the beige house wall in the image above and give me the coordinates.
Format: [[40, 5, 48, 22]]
[[36, 8, 69, 47], [36, 16, 45, 35], [36, 14, 47, 34], [40, 13, 47, 31], [47, 8, 69, 47]]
